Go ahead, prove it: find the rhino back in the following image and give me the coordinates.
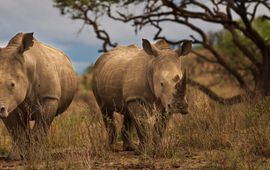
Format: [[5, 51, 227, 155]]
[[93, 45, 139, 112], [24, 40, 77, 115], [122, 51, 155, 104]]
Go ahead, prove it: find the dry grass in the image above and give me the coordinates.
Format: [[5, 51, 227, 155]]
[[0, 74, 270, 168], [163, 89, 270, 169]]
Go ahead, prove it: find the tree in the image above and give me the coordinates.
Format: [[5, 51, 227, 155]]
[[54, 0, 270, 104]]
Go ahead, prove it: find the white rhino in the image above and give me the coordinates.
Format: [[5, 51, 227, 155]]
[[0, 33, 77, 160], [92, 39, 191, 151]]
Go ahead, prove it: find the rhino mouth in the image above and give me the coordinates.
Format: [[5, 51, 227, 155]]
[[171, 102, 189, 115], [180, 108, 189, 115], [0, 104, 17, 118]]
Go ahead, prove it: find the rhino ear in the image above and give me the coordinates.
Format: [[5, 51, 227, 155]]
[[18, 32, 34, 53], [176, 40, 192, 57], [142, 39, 159, 57]]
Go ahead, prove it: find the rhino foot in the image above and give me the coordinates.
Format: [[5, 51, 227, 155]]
[[6, 150, 22, 161], [123, 143, 136, 151]]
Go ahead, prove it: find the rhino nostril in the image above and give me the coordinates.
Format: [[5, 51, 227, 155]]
[[0, 107, 6, 114], [167, 104, 171, 109]]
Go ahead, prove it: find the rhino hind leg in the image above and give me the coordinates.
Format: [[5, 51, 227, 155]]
[[2, 111, 30, 160], [101, 107, 117, 149], [121, 111, 136, 151]]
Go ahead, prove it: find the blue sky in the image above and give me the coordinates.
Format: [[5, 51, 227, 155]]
[[0, 1, 267, 74]]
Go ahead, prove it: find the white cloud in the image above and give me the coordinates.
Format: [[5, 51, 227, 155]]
[[0, 0, 95, 46]]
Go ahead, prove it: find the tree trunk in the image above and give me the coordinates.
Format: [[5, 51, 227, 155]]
[[256, 45, 270, 96]]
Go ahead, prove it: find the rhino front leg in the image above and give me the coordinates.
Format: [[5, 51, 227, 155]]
[[2, 111, 30, 160], [30, 99, 58, 158], [153, 112, 172, 145], [127, 101, 151, 152], [121, 112, 136, 151]]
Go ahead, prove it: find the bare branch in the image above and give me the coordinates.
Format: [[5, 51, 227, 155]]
[[190, 35, 250, 91], [191, 50, 218, 63], [262, 15, 270, 20], [250, 1, 260, 23], [187, 78, 251, 105], [227, 27, 261, 68], [58, 1, 117, 52], [229, 1, 267, 56], [54, 0, 270, 102]]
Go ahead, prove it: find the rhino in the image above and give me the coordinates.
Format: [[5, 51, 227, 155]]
[[92, 39, 191, 151], [0, 32, 77, 160]]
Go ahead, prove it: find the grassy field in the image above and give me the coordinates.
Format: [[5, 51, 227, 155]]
[[1, 55, 270, 169]]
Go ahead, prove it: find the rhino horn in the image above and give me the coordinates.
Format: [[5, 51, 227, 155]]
[[142, 39, 159, 57], [176, 40, 192, 57], [179, 70, 187, 95]]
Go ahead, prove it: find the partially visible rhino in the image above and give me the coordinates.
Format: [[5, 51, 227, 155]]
[[0, 33, 77, 160], [92, 39, 191, 151]]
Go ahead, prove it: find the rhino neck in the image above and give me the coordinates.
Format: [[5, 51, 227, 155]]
[[23, 48, 38, 101], [146, 59, 156, 98]]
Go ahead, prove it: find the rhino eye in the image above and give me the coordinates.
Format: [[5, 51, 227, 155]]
[[173, 75, 180, 82], [160, 82, 164, 87]]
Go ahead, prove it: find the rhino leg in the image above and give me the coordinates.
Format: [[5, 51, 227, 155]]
[[127, 101, 150, 152], [2, 111, 30, 161], [29, 99, 58, 159], [101, 107, 117, 149], [153, 112, 172, 145], [121, 111, 136, 151]]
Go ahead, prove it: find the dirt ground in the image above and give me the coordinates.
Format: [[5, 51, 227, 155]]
[[0, 143, 213, 169]]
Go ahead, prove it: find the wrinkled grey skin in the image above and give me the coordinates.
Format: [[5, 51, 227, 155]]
[[0, 33, 77, 160], [92, 39, 191, 151]]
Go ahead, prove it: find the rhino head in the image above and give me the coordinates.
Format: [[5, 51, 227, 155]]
[[0, 32, 34, 118], [143, 39, 192, 114]]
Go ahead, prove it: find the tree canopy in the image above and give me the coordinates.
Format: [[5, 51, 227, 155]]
[[54, 0, 270, 104]]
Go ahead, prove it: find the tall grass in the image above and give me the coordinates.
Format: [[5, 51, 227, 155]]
[[156, 89, 270, 168], [121, 88, 270, 168], [0, 83, 270, 168]]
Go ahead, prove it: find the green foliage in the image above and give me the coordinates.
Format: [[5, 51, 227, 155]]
[[214, 17, 270, 58], [254, 17, 270, 43], [206, 17, 270, 84], [54, 0, 125, 16], [54, 0, 78, 14]]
